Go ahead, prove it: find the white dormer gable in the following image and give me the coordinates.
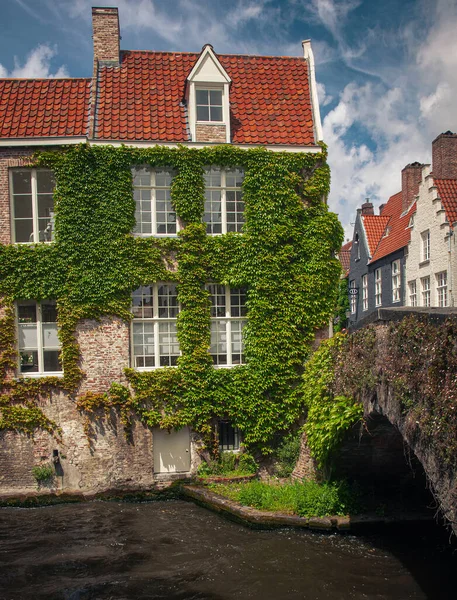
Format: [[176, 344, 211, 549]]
[[187, 45, 231, 143]]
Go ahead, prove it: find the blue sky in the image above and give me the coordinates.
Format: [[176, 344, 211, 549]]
[[1, 0, 457, 239]]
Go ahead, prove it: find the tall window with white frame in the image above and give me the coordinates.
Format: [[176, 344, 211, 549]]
[[436, 271, 448, 307], [17, 300, 61, 375], [196, 89, 223, 122], [204, 168, 245, 234], [131, 283, 180, 369], [362, 274, 368, 311], [132, 167, 177, 236], [391, 259, 401, 302], [408, 280, 417, 307], [11, 169, 55, 243], [207, 284, 247, 366], [349, 280, 357, 314], [375, 268, 382, 307], [421, 230, 430, 262], [421, 276, 431, 307]]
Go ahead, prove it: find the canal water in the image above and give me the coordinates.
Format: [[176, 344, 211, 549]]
[[0, 500, 456, 599]]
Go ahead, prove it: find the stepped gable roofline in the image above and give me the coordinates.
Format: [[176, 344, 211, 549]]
[[369, 191, 415, 264], [435, 179, 457, 228], [0, 78, 91, 139], [95, 49, 316, 145]]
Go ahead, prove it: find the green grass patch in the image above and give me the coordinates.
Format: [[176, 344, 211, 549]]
[[197, 452, 258, 478], [208, 479, 361, 517]]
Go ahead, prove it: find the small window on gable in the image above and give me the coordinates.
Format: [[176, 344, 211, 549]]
[[196, 89, 223, 122]]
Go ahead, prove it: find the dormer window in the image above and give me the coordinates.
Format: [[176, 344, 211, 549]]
[[196, 89, 223, 122], [186, 44, 231, 143]]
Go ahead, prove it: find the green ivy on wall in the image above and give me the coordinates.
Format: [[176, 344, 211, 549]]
[[0, 143, 343, 451]]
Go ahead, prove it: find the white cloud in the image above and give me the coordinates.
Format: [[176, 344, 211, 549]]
[[0, 44, 68, 78], [323, 0, 457, 241], [316, 82, 333, 106]]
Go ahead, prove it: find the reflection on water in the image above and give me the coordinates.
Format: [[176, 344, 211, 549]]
[[0, 500, 456, 600]]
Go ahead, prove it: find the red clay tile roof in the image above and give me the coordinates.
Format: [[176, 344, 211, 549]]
[[435, 179, 457, 226], [0, 79, 90, 138], [361, 214, 391, 257], [95, 51, 315, 144], [339, 240, 352, 275], [369, 192, 415, 264]]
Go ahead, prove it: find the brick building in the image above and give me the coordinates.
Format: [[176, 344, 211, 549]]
[[0, 7, 335, 495]]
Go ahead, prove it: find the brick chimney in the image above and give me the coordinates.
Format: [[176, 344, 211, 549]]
[[401, 162, 422, 213], [361, 201, 374, 216], [432, 131, 457, 180], [379, 203, 386, 214], [92, 7, 120, 73]]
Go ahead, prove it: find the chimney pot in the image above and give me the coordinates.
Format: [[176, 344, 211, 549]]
[[361, 201, 374, 216], [432, 131, 457, 180]]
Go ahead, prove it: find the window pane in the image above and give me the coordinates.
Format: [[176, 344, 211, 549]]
[[132, 286, 153, 319], [36, 171, 55, 193], [18, 324, 38, 350], [132, 167, 151, 187], [210, 320, 227, 365], [209, 90, 222, 106], [43, 350, 61, 372], [42, 323, 59, 348], [210, 106, 222, 122], [12, 170, 31, 194], [197, 105, 209, 121], [41, 302, 57, 323], [208, 284, 226, 317], [158, 321, 179, 366], [20, 351, 38, 373], [18, 303, 37, 323], [230, 288, 247, 317], [157, 284, 178, 318], [14, 219, 34, 243], [196, 89, 208, 105], [13, 195, 33, 219]]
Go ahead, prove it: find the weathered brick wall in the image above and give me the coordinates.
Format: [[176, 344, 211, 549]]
[[196, 124, 226, 143], [0, 148, 34, 245], [92, 7, 120, 68], [76, 316, 130, 394], [0, 314, 157, 497]]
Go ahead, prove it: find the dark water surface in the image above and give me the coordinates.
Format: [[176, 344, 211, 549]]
[[0, 500, 456, 600]]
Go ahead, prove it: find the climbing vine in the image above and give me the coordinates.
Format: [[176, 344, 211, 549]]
[[0, 144, 343, 450]]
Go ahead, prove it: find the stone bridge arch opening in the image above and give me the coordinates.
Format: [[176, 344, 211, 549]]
[[333, 412, 436, 517]]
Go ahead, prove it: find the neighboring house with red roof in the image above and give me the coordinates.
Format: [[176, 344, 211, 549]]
[[405, 132, 457, 308], [0, 7, 330, 485], [347, 163, 422, 328], [338, 240, 352, 277]]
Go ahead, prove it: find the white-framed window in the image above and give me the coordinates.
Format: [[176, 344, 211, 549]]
[[349, 280, 357, 314], [362, 274, 368, 311], [207, 284, 247, 366], [204, 167, 245, 234], [10, 169, 55, 243], [436, 271, 448, 307], [375, 269, 382, 307], [132, 167, 178, 236], [408, 280, 417, 307], [196, 88, 223, 122], [421, 276, 431, 307], [421, 230, 430, 261], [131, 283, 180, 369], [17, 300, 62, 376], [391, 260, 401, 302]]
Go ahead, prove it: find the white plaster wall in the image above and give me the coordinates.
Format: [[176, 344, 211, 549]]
[[405, 166, 453, 306]]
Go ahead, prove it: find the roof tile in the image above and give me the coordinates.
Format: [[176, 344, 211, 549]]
[[0, 79, 90, 138]]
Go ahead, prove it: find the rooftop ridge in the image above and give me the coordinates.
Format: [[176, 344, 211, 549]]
[[119, 49, 304, 60]]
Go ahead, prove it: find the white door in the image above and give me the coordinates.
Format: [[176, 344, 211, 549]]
[[153, 427, 191, 473]]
